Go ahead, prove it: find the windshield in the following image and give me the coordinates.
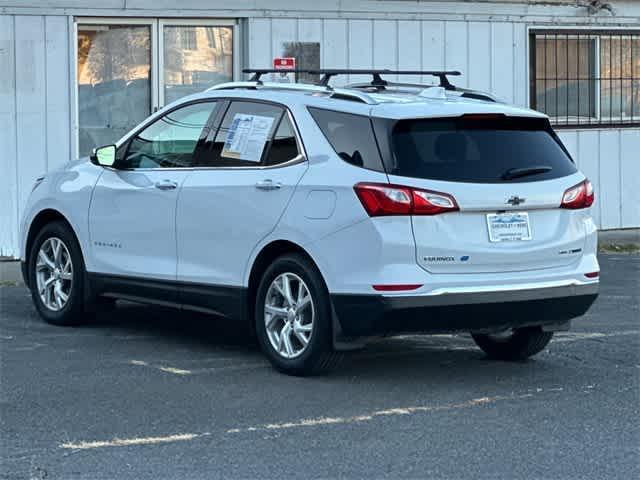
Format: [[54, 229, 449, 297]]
[[387, 115, 577, 183]]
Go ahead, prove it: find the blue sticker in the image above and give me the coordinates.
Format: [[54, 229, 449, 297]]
[[460, 255, 470, 262]]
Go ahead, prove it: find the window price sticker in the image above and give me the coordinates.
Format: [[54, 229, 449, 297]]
[[222, 114, 275, 162]]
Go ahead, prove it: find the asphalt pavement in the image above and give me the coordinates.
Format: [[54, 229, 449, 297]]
[[1, 254, 638, 479]]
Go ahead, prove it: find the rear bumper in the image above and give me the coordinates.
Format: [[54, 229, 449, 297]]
[[331, 282, 598, 337]]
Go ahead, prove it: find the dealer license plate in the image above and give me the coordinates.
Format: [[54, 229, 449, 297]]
[[486, 212, 532, 242]]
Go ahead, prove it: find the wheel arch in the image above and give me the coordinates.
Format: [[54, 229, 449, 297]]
[[246, 240, 326, 331], [25, 209, 82, 270]]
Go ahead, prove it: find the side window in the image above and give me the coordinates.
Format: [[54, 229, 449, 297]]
[[264, 114, 301, 166], [201, 101, 283, 167], [308, 107, 385, 172], [121, 101, 216, 169]]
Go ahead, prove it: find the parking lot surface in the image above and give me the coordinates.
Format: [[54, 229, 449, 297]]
[[1, 254, 638, 479]]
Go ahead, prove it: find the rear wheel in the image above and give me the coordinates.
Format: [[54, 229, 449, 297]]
[[29, 221, 89, 326], [255, 253, 340, 376], [471, 327, 553, 361]]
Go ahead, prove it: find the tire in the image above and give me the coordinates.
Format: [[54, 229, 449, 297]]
[[255, 253, 341, 376], [471, 327, 553, 361], [28, 221, 89, 326]]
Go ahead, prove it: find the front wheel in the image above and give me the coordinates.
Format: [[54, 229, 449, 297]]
[[255, 254, 340, 376], [471, 327, 553, 361], [29, 221, 89, 326]]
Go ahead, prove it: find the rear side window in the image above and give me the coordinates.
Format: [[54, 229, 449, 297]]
[[308, 107, 385, 172], [264, 114, 301, 166], [203, 101, 283, 167], [387, 116, 577, 183]]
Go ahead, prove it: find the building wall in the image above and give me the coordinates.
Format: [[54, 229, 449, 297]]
[[1, 1, 639, 257], [0, 15, 71, 258]]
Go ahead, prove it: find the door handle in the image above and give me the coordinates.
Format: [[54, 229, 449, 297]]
[[155, 180, 178, 191], [255, 179, 282, 191]]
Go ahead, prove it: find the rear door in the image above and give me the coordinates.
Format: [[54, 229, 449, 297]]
[[381, 115, 588, 274], [176, 100, 307, 290]]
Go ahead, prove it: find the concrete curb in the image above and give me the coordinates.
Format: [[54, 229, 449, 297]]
[[598, 228, 640, 246], [0, 260, 23, 286], [1, 229, 638, 285]]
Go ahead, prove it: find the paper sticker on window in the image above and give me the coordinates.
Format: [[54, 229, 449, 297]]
[[221, 114, 275, 162]]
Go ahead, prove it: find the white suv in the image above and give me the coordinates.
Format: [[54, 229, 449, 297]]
[[20, 69, 599, 375]]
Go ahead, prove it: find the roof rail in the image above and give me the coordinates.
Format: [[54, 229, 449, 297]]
[[455, 88, 500, 103], [345, 80, 500, 103], [206, 80, 377, 104], [242, 68, 461, 90]]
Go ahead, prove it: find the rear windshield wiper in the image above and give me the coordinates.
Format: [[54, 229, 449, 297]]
[[501, 165, 552, 180]]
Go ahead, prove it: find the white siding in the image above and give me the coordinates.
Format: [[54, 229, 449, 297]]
[[0, 14, 71, 258], [620, 130, 640, 228], [0, 15, 18, 258], [557, 129, 640, 231], [322, 19, 347, 70]]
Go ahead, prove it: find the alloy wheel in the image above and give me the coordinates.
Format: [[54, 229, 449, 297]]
[[36, 237, 73, 311], [264, 272, 314, 359]]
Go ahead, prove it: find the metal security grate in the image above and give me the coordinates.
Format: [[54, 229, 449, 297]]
[[530, 30, 640, 128]]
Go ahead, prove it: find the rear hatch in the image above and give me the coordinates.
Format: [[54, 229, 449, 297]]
[[380, 114, 588, 274]]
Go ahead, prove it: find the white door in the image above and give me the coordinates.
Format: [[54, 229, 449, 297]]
[[89, 101, 219, 280], [177, 101, 307, 287]]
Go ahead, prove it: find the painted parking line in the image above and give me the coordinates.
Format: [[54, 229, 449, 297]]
[[128, 359, 267, 375], [60, 433, 207, 450], [225, 394, 532, 434], [128, 360, 192, 375], [58, 385, 604, 450], [553, 330, 639, 343], [58, 395, 522, 450]]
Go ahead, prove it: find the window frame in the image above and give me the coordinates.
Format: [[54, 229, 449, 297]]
[[528, 27, 640, 129], [114, 99, 220, 171], [194, 98, 307, 170]]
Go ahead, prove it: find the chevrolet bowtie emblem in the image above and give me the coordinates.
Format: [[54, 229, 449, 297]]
[[507, 196, 525, 206]]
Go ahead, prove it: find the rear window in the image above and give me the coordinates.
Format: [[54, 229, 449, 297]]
[[387, 116, 577, 183], [308, 107, 385, 172]]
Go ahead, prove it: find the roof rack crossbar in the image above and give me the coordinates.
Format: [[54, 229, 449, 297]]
[[242, 69, 461, 90]]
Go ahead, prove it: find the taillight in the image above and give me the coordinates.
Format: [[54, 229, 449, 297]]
[[353, 183, 412, 216], [412, 189, 458, 215], [561, 179, 594, 209], [354, 183, 459, 217]]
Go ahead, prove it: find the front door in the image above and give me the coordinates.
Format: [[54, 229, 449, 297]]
[[88, 101, 218, 286]]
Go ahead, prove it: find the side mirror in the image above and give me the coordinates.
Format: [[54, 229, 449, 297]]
[[90, 144, 117, 167]]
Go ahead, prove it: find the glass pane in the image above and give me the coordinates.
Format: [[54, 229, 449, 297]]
[[308, 108, 385, 172], [535, 36, 596, 122], [600, 36, 640, 122], [388, 117, 577, 184], [125, 102, 216, 169], [77, 24, 151, 157], [204, 102, 282, 167], [163, 26, 233, 105], [264, 116, 299, 166]]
